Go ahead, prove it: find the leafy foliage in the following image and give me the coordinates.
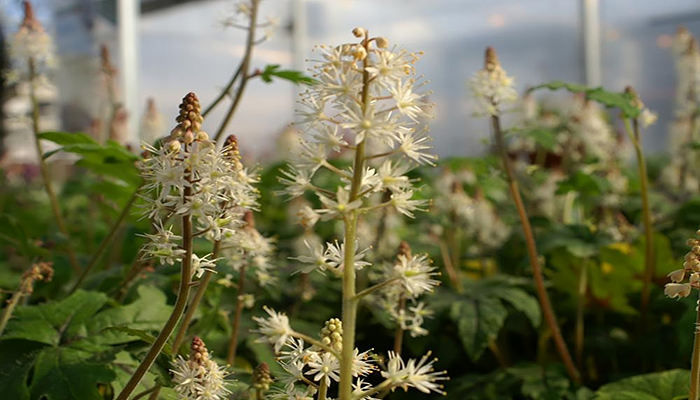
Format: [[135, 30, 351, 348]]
[[595, 369, 690, 400], [259, 64, 317, 86], [528, 80, 641, 118]]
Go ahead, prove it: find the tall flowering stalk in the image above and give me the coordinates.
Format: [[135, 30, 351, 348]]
[[118, 92, 252, 399], [621, 87, 657, 318], [9, 1, 80, 274], [171, 337, 231, 399], [470, 47, 580, 383], [265, 28, 445, 399], [664, 230, 700, 399]]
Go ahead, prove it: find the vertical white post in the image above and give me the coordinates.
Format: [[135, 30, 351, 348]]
[[582, 0, 602, 87], [292, 0, 308, 101], [118, 0, 139, 144]]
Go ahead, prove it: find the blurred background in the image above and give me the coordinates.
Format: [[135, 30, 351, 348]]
[[1, 0, 700, 163]]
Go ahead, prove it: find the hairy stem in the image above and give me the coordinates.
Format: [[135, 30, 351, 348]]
[[70, 187, 140, 293], [28, 57, 81, 274], [213, 0, 260, 142], [116, 191, 193, 400], [226, 263, 248, 365], [0, 289, 25, 336], [491, 114, 580, 384], [339, 32, 371, 400], [171, 241, 222, 356]]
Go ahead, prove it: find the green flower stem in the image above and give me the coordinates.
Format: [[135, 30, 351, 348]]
[[339, 31, 371, 400], [575, 258, 589, 370], [291, 331, 340, 358], [28, 57, 81, 274], [491, 113, 580, 384], [353, 277, 400, 301], [393, 294, 406, 355], [70, 186, 140, 293], [226, 263, 248, 365], [623, 118, 655, 316], [131, 385, 158, 400], [318, 379, 328, 400], [690, 290, 700, 400], [171, 240, 222, 356], [116, 185, 194, 400], [213, 0, 260, 142]]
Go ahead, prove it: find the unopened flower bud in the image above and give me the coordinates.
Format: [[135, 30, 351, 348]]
[[375, 37, 389, 48], [167, 139, 181, 153], [352, 27, 366, 38], [252, 362, 273, 392], [353, 45, 367, 60], [484, 46, 500, 72]]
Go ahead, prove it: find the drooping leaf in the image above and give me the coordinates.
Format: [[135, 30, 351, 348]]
[[259, 64, 317, 86], [523, 128, 558, 151], [528, 80, 641, 118], [594, 369, 690, 400]]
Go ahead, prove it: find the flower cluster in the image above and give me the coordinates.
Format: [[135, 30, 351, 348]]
[[254, 310, 447, 398], [138, 93, 259, 273], [171, 337, 231, 400], [7, 1, 55, 83], [469, 47, 518, 116], [279, 27, 435, 221], [370, 242, 438, 338], [665, 230, 700, 299], [433, 169, 510, 253]]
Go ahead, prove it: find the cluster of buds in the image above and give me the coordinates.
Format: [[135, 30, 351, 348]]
[[251, 362, 273, 393], [665, 230, 700, 299], [8, 0, 55, 80], [138, 93, 260, 273], [171, 337, 230, 399], [14, 262, 54, 298], [469, 47, 518, 116]]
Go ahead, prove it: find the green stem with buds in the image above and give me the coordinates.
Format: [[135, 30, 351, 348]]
[[339, 32, 371, 400], [491, 113, 580, 384], [28, 57, 81, 274]]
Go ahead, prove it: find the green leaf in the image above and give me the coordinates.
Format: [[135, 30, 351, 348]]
[[524, 128, 558, 151], [0, 340, 47, 400], [28, 347, 116, 400], [39, 131, 140, 186], [2, 290, 109, 345], [450, 297, 508, 361], [39, 131, 96, 146], [495, 287, 542, 328], [595, 369, 690, 400], [528, 80, 641, 118], [259, 64, 317, 86], [101, 327, 173, 358]]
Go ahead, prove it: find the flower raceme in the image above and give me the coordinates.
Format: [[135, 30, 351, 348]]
[[279, 29, 436, 220], [171, 337, 231, 400], [469, 46, 518, 116], [138, 93, 259, 273], [665, 230, 700, 299]]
